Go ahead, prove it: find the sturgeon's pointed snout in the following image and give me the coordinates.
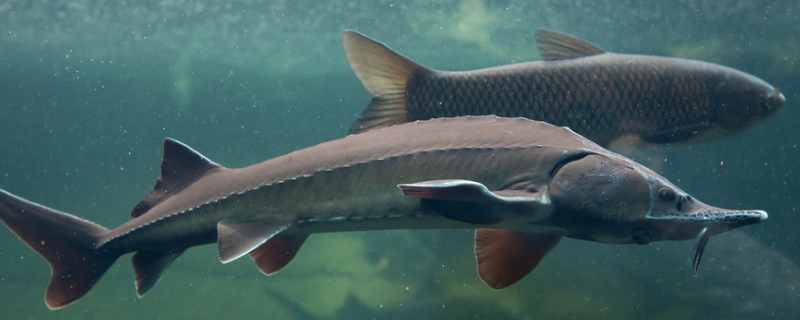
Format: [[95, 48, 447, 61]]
[[646, 191, 768, 241], [683, 208, 768, 227]]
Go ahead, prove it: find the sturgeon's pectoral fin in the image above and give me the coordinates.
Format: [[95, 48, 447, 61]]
[[475, 229, 561, 289], [399, 179, 546, 204], [132, 249, 185, 297], [217, 221, 289, 264], [249, 234, 309, 276], [398, 179, 545, 225], [534, 28, 606, 61]]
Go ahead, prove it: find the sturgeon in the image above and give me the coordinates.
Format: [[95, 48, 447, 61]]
[[0, 116, 766, 309], [343, 29, 785, 146]]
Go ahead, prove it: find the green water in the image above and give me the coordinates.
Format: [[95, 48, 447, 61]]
[[0, 1, 798, 319]]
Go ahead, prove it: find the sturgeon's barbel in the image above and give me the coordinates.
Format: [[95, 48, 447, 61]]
[[344, 29, 785, 146], [0, 116, 766, 309]]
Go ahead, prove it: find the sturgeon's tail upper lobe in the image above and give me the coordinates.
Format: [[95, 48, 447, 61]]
[[0, 189, 118, 309]]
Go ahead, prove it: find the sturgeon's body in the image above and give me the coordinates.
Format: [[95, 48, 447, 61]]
[[344, 29, 785, 146], [0, 116, 766, 309]]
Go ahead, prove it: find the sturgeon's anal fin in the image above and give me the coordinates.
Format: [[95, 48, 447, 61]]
[[475, 229, 562, 289], [132, 249, 185, 297]]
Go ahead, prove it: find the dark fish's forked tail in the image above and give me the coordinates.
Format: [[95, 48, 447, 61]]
[[342, 30, 425, 134], [0, 189, 118, 309]]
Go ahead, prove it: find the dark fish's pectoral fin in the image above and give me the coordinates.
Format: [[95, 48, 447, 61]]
[[217, 221, 289, 263], [639, 121, 710, 144], [534, 28, 606, 61], [475, 229, 561, 289], [132, 249, 185, 297], [343, 30, 427, 134], [398, 179, 546, 225], [131, 138, 224, 217], [249, 234, 309, 275]]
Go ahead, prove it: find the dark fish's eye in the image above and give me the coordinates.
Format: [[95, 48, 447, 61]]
[[767, 96, 776, 109], [658, 187, 676, 201]]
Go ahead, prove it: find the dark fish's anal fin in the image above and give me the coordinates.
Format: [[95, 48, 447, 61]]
[[217, 221, 289, 263], [249, 234, 309, 275], [132, 249, 185, 297], [475, 229, 561, 289], [131, 138, 224, 218], [534, 28, 606, 61], [398, 179, 546, 225], [342, 30, 426, 134], [0, 189, 117, 309]]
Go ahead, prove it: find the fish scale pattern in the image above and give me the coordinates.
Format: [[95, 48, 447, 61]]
[[407, 55, 716, 146]]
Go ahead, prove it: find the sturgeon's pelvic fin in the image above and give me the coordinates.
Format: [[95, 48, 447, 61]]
[[217, 220, 309, 275], [342, 30, 426, 134], [249, 234, 309, 276], [0, 189, 117, 309], [533, 28, 606, 61], [217, 221, 289, 263]]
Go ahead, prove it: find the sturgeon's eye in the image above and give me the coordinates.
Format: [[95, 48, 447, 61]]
[[658, 187, 676, 201], [767, 96, 777, 110]]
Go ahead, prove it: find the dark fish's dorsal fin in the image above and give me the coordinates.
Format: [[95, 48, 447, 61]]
[[534, 28, 606, 61], [475, 229, 561, 289], [398, 179, 546, 225], [217, 221, 289, 263], [343, 30, 426, 134], [132, 249, 185, 297], [130, 138, 222, 218], [249, 234, 309, 275]]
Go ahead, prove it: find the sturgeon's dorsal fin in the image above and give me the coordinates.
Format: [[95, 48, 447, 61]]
[[130, 138, 222, 217], [534, 28, 606, 61], [398, 179, 547, 225]]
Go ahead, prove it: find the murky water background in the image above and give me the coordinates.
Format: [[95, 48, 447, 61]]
[[1, 1, 798, 319]]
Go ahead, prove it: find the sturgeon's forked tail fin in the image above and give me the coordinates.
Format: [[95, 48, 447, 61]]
[[0, 189, 118, 309], [342, 30, 426, 134]]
